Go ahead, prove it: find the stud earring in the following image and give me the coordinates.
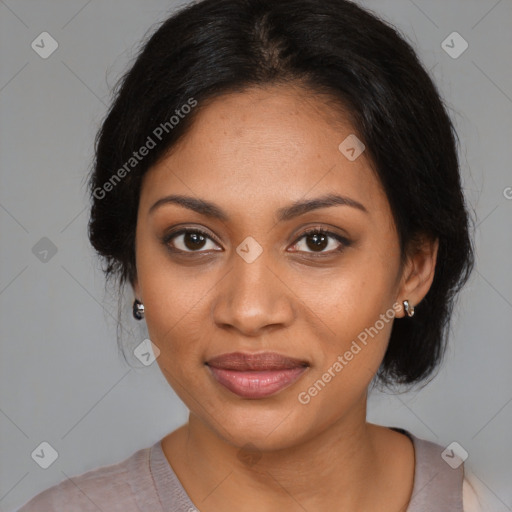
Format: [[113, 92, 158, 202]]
[[133, 299, 145, 320], [402, 299, 415, 318]]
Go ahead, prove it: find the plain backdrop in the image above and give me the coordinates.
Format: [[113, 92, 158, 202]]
[[1, 1, 511, 510]]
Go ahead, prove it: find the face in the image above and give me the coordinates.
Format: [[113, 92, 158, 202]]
[[134, 84, 420, 451]]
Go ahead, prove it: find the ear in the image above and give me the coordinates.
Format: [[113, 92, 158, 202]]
[[395, 234, 439, 318]]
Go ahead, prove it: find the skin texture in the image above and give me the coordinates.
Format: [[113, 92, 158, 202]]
[[133, 84, 439, 511]]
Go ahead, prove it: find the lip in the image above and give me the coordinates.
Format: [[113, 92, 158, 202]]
[[205, 352, 309, 399]]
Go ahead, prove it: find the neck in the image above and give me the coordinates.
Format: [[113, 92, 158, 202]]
[[163, 396, 392, 511]]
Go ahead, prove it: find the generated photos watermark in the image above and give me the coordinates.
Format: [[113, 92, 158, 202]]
[[298, 301, 402, 404], [93, 97, 198, 200]]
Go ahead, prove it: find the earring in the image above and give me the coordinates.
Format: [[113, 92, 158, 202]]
[[402, 299, 415, 318], [133, 299, 145, 320]]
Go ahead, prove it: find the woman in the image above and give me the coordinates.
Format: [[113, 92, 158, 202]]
[[17, 0, 486, 510]]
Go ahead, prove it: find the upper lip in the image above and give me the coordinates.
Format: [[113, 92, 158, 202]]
[[206, 352, 309, 371]]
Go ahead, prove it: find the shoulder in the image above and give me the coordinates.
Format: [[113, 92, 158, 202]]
[[390, 428, 500, 512], [16, 444, 158, 512], [464, 473, 484, 512], [463, 469, 508, 512], [388, 427, 465, 510]]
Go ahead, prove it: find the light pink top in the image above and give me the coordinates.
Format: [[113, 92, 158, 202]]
[[15, 428, 484, 511]]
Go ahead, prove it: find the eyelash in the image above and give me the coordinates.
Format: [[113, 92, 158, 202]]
[[162, 227, 351, 257]]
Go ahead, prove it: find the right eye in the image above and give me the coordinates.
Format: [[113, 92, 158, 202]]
[[163, 228, 223, 253]]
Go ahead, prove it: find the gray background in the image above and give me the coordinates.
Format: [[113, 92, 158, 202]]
[[0, 0, 511, 510]]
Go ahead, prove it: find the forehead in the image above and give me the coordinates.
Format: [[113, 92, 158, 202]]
[[139, 85, 391, 222]]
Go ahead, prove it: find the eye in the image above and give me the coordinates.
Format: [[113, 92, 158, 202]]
[[290, 228, 351, 255], [163, 228, 222, 253], [162, 226, 351, 255]]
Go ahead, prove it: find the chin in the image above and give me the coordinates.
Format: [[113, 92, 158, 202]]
[[203, 398, 317, 452]]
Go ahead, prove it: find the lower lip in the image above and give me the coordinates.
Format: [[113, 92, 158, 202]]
[[207, 366, 308, 399]]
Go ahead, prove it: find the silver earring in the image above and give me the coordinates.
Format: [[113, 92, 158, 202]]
[[133, 299, 145, 320], [403, 300, 415, 318]]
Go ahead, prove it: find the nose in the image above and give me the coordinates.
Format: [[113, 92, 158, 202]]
[[211, 248, 295, 337]]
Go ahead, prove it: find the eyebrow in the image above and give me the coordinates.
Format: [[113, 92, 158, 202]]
[[148, 193, 368, 222]]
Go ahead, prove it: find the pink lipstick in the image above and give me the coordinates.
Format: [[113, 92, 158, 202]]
[[206, 352, 309, 399]]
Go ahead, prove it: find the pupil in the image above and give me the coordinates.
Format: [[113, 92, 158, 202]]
[[307, 233, 327, 251], [185, 232, 206, 250]]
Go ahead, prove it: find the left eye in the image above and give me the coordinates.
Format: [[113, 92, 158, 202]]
[[291, 229, 349, 254]]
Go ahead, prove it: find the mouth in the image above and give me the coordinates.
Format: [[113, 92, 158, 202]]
[[205, 352, 309, 399]]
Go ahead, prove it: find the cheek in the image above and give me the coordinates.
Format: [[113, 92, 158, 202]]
[[144, 292, 212, 403], [135, 240, 211, 367], [296, 246, 398, 336], [293, 248, 398, 394], [295, 312, 394, 421], [143, 279, 211, 363]]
